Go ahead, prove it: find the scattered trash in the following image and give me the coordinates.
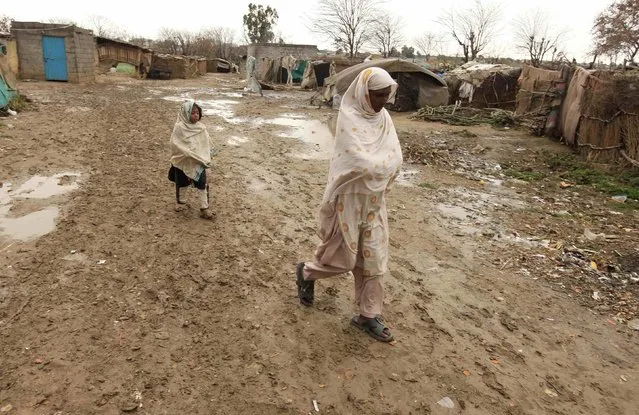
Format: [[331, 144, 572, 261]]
[[70, 250, 77, 254], [0, 404, 13, 413], [620, 375, 628, 382], [490, 358, 500, 365], [437, 397, 455, 409], [560, 181, 574, 188], [312, 399, 320, 412], [590, 261, 598, 271], [544, 388, 558, 398], [97, 260, 106, 265], [592, 291, 601, 301], [463, 370, 471, 376], [628, 319, 639, 331], [611, 195, 627, 203], [7, 109, 17, 116]]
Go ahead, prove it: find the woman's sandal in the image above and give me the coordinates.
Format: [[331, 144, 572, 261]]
[[296, 262, 314, 307], [351, 315, 394, 342], [199, 208, 215, 220]]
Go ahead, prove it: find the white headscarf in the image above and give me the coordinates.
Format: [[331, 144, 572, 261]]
[[321, 67, 403, 205], [170, 101, 212, 180]]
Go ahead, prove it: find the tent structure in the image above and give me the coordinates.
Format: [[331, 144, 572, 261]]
[[322, 58, 449, 111]]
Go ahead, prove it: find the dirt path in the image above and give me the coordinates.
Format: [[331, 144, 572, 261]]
[[0, 74, 637, 415]]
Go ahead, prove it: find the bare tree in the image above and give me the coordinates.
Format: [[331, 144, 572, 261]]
[[513, 9, 565, 67], [47, 18, 77, 26], [415, 32, 444, 58], [437, 0, 501, 62], [309, 0, 381, 58], [87, 15, 129, 40], [0, 14, 13, 33], [203, 27, 236, 60], [159, 28, 198, 55], [371, 14, 404, 58]]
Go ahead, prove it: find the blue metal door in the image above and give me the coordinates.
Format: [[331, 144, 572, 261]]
[[42, 36, 68, 81]]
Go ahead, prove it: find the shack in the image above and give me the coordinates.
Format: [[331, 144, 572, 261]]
[[96, 36, 152, 76], [11, 21, 96, 83], [322, 58, 449, 111]]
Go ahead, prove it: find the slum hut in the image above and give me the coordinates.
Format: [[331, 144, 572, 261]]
[[96, 36, 153, 77], [247, 43, 319, 82], [11, 21, 96, 83], [323, 58, 449, 111]]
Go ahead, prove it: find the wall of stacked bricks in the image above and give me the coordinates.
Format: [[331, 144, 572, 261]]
[[246, 44, 318, 76], [11, 22, 96, 83]]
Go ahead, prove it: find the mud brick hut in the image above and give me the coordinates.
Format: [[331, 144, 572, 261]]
[[149, 54, 201, 79], [11, 22, 96, 83], [96, 37, 152, 76]]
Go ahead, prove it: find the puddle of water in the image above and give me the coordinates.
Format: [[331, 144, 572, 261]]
[[0, 206, 59, 241], [436, 204, 474, 221], [396, 169, 420, 187], [0, 173, 82, 242], [220, 92, 243, 98], [0, 183, 12, 206], [13, 173, 80, 199], [278, 119, 334, 160], [266, 117, 308, 128], [227, 136, 249, 146]]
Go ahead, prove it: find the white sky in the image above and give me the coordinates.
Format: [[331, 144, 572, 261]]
[[3, 0, 611, 61]]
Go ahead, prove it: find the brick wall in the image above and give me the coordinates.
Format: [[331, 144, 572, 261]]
[[11, 22, 95, 83], [72, 30, 96, 83], [247, 43, 318, 75]]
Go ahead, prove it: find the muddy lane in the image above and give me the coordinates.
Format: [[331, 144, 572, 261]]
[[0, 74, 636, 415]]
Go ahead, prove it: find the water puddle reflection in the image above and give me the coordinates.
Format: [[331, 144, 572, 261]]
[[0, 173, 82, 242]]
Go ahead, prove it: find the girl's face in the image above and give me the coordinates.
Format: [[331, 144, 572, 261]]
[[190, 105, 200, 123]]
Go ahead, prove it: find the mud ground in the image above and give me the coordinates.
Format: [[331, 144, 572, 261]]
[[0, 73, 637, 415]]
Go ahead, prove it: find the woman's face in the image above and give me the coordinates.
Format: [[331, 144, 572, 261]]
[[190, 105, 200, 123], [368, 87, 392, 113]]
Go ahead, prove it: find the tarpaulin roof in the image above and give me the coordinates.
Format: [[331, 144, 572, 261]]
[[323, 58, 446, 101]]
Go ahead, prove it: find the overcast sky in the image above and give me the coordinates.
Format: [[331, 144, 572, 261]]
[[4, 0, 612, 61]]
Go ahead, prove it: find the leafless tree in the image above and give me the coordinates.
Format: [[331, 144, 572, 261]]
[[513, 9, 565, 67], [437, 0, 501, 62], [0, 14, 13, 33], [415, 32, 444, 58], [47, 18, 77, 26], [202, 27, 236, 60], [309, 0, 381, 58], [371, 14, 404, 58], [87, 15, 129, 40], [154, 28, 197, 55]]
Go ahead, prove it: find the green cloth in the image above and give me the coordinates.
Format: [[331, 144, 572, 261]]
[[116, 63, 137, 74]]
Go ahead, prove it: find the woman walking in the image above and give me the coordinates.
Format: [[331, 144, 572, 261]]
[[296, 67, 403, 342]]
